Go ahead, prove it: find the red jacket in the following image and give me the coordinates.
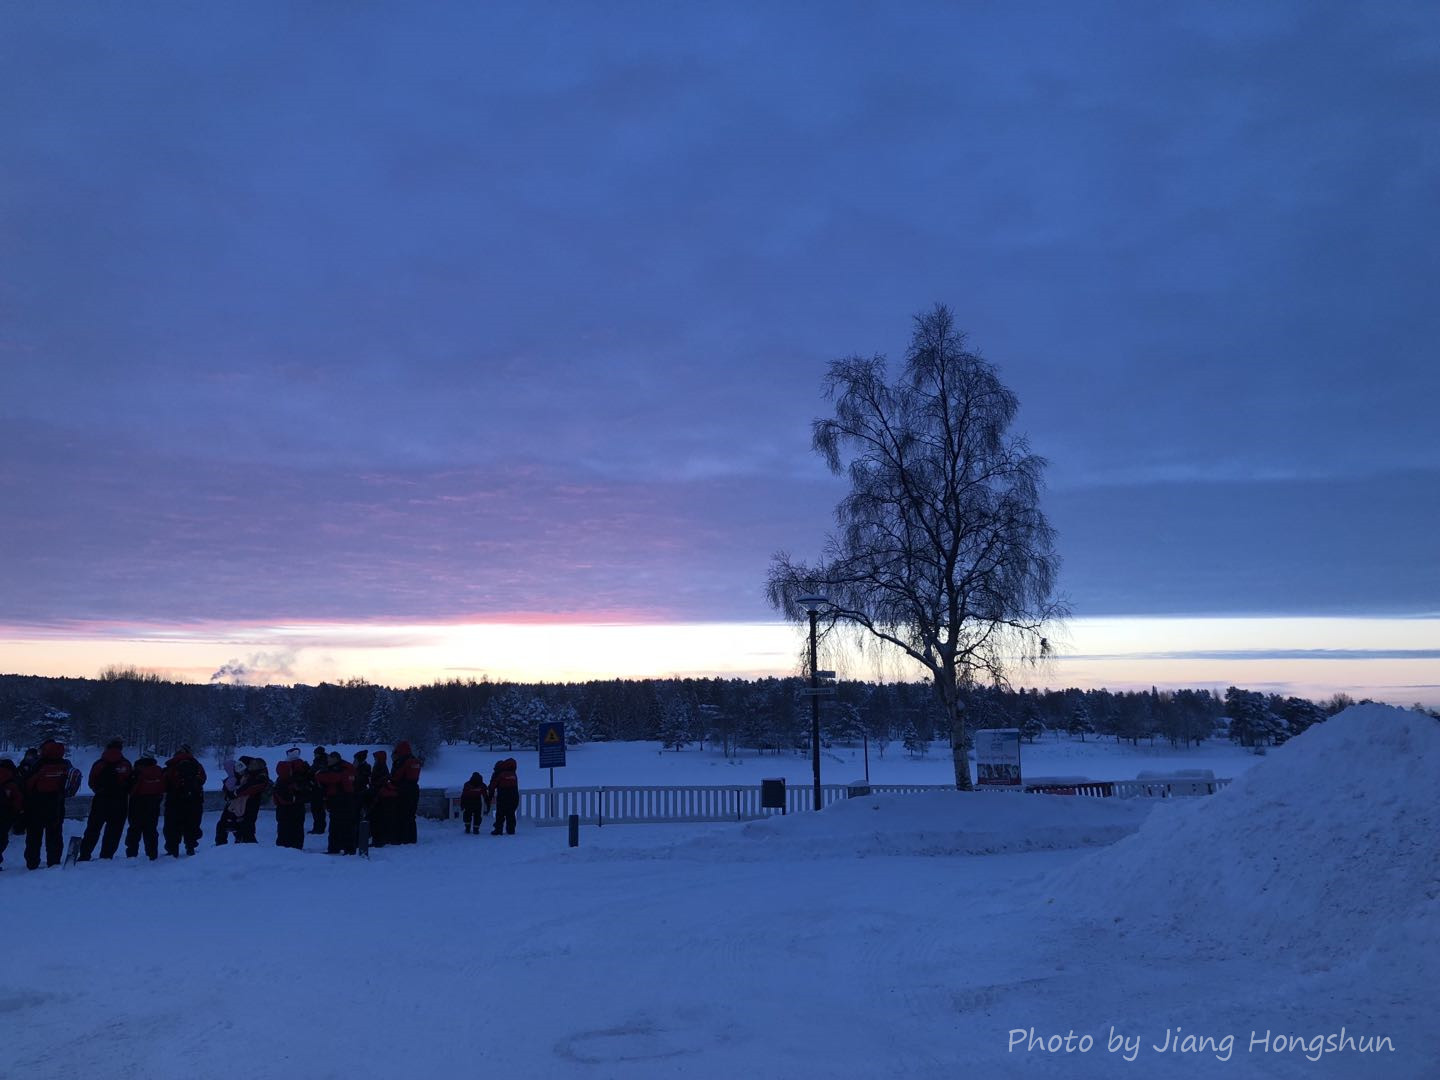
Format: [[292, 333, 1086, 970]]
[[391, 743, 421, 789], [316, 761, 356, 799], [129, 760, 166, 798], [26, 741, 75, 799], [89, 747, 133, 796], [488, 759, 519, 798], [163, 752, 208, 797], [460, 776, 490, 809], [273, 760, 315, 806]]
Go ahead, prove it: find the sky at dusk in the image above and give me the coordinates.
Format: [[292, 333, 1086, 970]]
[[3, 3, 1437, 703]]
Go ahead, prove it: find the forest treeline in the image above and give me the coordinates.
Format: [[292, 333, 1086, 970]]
[[0, 669, 1389, 761]]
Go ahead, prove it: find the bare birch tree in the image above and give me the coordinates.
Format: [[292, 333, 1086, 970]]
[[766, 304, 1065, 789]]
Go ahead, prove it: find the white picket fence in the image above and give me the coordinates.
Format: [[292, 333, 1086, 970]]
[[446, 775, 1232, 827], [449, 783, 853, 826]]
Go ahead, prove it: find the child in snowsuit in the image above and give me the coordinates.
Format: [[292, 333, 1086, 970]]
[[460, 772, 490, 833]]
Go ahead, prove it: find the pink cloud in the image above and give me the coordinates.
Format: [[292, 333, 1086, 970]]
[[1, 423, 832, 628]]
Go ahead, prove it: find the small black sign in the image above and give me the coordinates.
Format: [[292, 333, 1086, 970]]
[[760, 777, 786, 810]]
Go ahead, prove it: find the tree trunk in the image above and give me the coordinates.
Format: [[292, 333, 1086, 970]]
[[934, 668, 972, 791], [950, 710, 971, 790]]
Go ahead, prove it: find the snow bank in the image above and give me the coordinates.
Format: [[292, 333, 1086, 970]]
[[656, 790, 1156, 861], [1055, 704, 1440, 969]]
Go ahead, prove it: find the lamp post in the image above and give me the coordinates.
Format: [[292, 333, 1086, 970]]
[[797, 594, 829, 811]]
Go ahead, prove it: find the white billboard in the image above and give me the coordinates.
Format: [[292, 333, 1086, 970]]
[[974, 727, 1022, 787]]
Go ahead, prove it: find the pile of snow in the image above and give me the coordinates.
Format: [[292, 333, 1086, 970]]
[[654, 790, 1156, 862], [1055, 705, 1440, 969]]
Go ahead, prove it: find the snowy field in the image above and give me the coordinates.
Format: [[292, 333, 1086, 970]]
[[55, 729, 1265, 793], [4, 708, 1435, 1078]]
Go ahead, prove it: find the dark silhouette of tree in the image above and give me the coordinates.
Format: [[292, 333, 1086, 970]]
[[768, 304, 1065, 788]]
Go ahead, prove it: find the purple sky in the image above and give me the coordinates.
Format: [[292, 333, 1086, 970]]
[[3, 3, 1438, 654]]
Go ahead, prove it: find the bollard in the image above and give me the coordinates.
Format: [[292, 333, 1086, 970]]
[[568, 813, 579, 848]]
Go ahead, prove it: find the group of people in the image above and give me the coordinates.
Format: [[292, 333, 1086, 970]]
[[460, 757, 521, 835], [0, 737, 426, 870], [263, 741, 424, 855]]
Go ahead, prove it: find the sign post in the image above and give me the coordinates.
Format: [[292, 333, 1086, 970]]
[[538, 720, 566, 818], [974, 728, 1023, 788]]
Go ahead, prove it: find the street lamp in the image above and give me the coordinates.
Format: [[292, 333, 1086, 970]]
[[797, 593, 830, 811]]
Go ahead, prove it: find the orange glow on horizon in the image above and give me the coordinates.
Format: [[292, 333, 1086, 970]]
[[1, 616, 1436, 707]]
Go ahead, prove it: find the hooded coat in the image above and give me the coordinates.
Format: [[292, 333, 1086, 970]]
[[460, 772, 490, 810]]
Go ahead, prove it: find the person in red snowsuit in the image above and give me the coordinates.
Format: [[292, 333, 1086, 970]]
[[315, 751, 358, 855], [162, 745, 208, 857], [78, 739, 133, 861], [460, 772, 491, 833], [24, 739, 77, 869], [125, 751, 166, 860], [488, 758, 520, 836], [390, 741, 422, 845]]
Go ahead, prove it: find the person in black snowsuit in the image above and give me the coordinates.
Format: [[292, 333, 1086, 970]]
[[125, 751, 166, 860], [352, 750, 372, 838], [78, 739, 133, 861], [0, 757, 22, 870], [11, 747, 38, 839], [309, 746, 328, 834], [23, 739, 76, 869], [273, 748, 314, 850], [488, 758, 520, 836], [14, 747, 39, 784], [368, 750, 393, 849], [162, 745, 207, 857], [316, 751, 358, 855], [390, 741, 422, 845]]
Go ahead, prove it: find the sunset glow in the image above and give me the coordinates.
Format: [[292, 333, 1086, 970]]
[[4, 616, 1435, 706]]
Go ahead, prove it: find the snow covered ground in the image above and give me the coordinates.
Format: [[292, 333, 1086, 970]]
[[4, 709, 1434, 1078], [56, 730, 1264, 792]]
